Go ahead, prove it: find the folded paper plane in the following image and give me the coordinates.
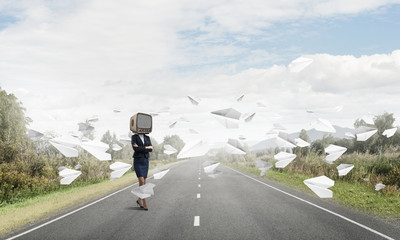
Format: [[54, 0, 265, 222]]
[[208, 170, 222, 178], [131, 183, 156, 199], [153, 168, 170, 180], [27, 129, 44, 141], [78, 122, 94, 132], [50, 141, 78, 158], [355, 126, 377, 141], [312, 118, 336, 133], [275, 132, 296, 148], [187, 95, 200, 106], [344, 132, 355, 139], [324, 144, 347, 164], [163, 144, 177, 155], [382, 127, 397, 138], [112, 144, 122, 151], [110, 161, 132, 181], [177, 139, 210, 159], [225, 139, 246, 155], [295, 138, 310, 147], [336, 164, 354, 176], [289, 57, 313, 73], [375, 183, 385, 191], [59, 168, 81, 185], [236, 94, 245, 102], [203, 162, 220, 173], [75, 164, 82, 170], [304, 176, 334, 198], [81, 141, 111, 161], [243, 112, 256, 123], [274, 152, 296, 168], [211, 108, 241, 120]]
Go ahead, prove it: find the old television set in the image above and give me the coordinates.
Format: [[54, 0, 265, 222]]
[[130, 113, 152, 134]]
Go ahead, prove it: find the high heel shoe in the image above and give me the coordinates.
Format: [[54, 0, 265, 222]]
[[143, 207, 148, 211], [136, 200, 144, 208]]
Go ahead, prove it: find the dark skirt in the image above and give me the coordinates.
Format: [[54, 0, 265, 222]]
[[133, 157, 149, 178]]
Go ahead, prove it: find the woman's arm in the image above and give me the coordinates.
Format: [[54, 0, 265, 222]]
[[131, 136, 146, 153]]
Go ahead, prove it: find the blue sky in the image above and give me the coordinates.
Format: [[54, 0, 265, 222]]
[[175, 4, 400, 72]]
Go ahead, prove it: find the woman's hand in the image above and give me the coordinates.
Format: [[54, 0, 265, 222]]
[[133, 143, 138, 147], [145, 146, 153, 149]]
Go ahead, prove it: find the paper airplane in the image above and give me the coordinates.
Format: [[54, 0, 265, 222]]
[[208, 170, 222, 178], [375, 183, 385, 191], [382, 127, 397, 138], [324, 144, 347, 164], [295, 138, 310, 147], [177, 139, 210, 159], [257, 102, 267, 108], [289, 57, 313, 73], [274, 152, 296, 168], [110, 161, 132, 181], [75, 164, 82, 170], [243, 112, 256, 123], [27, 129, 44, 141], [344, 132, 355, 139], [78, 122, 94, 132], [187, 95, 200, 106], [81, 141, 112, 161], [275, 132, 296, 148], [238, 135, 246, 140], [304, 176, 334, 198], [58, 166, 67, 171], [203, 161, 220, 173], [355, 126, 377, 141], [211, 108, 241, 120], [153, 168, 170, 180], [50, 136, 81, 148], [256, 160, 272, 176], [112, 144, 122, 151], [225, 139, 246, 155], [211, 108, 242, 129], [361, 114, 374, 125], [113, 109, 121, 113], [131, 183, 156, 199], [336, 164, 354, 176], [87, 115, 99, 123], [163, 144, 177, 155], [169, 121, 178, 128], [312, 118, 336, 133], [59, 168, 81, 185], [50, 141, 79, 158], [236, 94, 245, 102]]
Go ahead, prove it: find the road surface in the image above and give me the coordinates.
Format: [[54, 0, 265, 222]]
[[4, 158, 400, 240]]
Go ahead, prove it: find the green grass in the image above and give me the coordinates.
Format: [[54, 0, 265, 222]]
[[223, 161, 400, 222], [0, 160, 183, 237]]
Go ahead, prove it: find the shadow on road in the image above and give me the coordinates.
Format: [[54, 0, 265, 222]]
[[125, 206, 144, 211]]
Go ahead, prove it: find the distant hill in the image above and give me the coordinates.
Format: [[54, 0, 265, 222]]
[[250, 125, 354, 151]]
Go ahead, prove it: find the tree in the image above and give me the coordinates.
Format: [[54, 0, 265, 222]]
[[0, 88, 30, 162]]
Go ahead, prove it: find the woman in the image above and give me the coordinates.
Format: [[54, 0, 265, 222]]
[[131, 133, 153, 210]]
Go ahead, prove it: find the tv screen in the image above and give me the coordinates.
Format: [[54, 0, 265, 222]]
[[137, 113, 152, 129]]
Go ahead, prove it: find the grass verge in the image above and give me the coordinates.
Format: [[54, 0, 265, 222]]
[[0, 160, 182, 237], [223, 161, 400, 222]]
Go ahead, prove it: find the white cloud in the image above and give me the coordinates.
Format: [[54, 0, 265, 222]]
[[1, 0, 400, 142]]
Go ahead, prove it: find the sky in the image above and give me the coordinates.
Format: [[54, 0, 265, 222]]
[[0, 0, 400, 144]]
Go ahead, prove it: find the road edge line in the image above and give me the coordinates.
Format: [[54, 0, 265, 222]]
[[224, 165, 396, 240]]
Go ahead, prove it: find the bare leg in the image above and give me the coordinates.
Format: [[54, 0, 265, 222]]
[[142, 178, 148, 209], [137, 177, 145, 206]]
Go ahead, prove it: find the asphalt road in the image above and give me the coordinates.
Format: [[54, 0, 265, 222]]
[[4, 158, 400, 240]]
